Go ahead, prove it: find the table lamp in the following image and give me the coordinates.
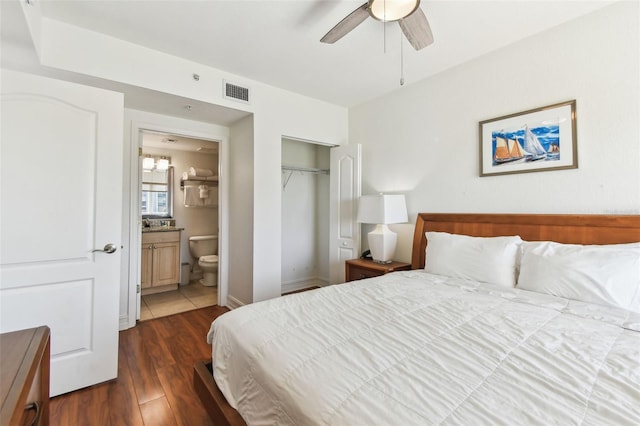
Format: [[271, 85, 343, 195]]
[[357, 194, 408, 263]]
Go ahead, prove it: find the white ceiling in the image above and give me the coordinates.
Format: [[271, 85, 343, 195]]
[[2, 0, 615, 112], [142, 131, 219, 153]]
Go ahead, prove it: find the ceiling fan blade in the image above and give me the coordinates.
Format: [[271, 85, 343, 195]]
[[399, 8, 434, 50], [320, 2, 370, 44]]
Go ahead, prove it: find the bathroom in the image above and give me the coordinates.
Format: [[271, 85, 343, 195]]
[[139, 130, 219, 320]]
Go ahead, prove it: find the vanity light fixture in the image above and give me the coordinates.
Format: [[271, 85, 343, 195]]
[[142, 155, 155, 170], [156, 157, 170, 170]]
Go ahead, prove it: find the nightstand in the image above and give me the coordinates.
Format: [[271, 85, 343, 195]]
[[345, 258, 412, 282]]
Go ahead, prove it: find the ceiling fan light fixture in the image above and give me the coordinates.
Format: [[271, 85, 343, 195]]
[[320, 0, 432, 51], [369, 0, 420, 22]]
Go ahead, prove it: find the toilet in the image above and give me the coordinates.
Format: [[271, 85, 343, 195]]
[[188, 235, 218, 287]]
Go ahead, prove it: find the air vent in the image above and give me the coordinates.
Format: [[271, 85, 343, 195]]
[[223, 80, 250, 104]]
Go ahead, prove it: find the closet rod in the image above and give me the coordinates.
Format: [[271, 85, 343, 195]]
[[281, 165, 329, 175], [281, 166, 329, 191]]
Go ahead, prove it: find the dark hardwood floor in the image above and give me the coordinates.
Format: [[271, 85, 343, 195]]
[[50, 305, 229, 425]]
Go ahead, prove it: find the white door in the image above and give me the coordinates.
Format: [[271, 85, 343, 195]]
[[329, 144, 361, 283], [0, 70, 123, 396]]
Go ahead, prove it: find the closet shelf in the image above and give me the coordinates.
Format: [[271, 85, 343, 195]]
[[180, 177, 218, 189]]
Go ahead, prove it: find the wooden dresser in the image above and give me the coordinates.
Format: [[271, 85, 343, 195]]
[[0, 326, 50, 426]]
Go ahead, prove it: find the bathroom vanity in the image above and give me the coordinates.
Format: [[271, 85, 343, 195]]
[[141, 228, 183, 295]]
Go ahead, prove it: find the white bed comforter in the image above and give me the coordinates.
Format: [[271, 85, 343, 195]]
[[207, 271, 640, 425]]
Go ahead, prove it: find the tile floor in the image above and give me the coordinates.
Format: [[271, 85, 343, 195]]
[[140, 280, 218, 321]]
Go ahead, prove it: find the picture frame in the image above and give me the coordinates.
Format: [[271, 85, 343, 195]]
[[479, 100, 577, 177]]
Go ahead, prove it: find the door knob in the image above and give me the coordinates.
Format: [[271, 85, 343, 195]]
[[92, 243, 117, 254]]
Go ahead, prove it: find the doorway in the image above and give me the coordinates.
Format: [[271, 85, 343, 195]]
[[139, 130, 220, 320]]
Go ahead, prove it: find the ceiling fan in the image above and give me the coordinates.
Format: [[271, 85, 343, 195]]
[[321, 0, 434, 50]]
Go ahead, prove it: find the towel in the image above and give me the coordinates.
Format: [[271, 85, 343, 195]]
[[182, 171, 189, 180], [204, 187, 218, 207], [184, 185, 202, 207], [199, 185, 209, 199], [189, 167, 213, 177]]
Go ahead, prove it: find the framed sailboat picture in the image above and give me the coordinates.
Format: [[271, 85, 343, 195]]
[[479, 100, 577, 177]]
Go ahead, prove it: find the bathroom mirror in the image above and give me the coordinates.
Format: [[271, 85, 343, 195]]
[[142, 166, 173, 218]]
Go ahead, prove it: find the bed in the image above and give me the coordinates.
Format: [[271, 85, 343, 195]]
[[194, 213, 640, 425]]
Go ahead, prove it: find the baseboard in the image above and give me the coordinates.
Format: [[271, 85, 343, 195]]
[[119, 315, 130, 331], [226, 295, 245, 310], [281, 278, 328, 294]]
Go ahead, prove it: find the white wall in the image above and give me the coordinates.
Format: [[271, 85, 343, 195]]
[[316, 145, 331, 282], [249, 88, 347, 303], [350, 1, 640, 263], [228, 115, 254, 307], [19, 6, 349, 308]]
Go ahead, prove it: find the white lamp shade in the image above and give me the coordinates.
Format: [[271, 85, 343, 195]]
[[357, 194, 408, 224]]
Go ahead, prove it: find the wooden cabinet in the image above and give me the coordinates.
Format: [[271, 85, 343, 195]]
[[0, 326, 50, 426], [141, 231, 181, 295], [345, 258, 411, 282], [140, 243, 153, 289], [153, 242, 181, 286]]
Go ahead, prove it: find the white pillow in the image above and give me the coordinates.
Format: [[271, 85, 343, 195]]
[[425, 232, 523, 288], [517, 241, 640, 312]]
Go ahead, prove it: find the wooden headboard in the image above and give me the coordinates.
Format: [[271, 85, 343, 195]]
[[411, 213, 640, 270]]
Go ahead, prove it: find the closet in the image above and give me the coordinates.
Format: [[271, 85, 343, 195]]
[[281, 138, 331, 294]]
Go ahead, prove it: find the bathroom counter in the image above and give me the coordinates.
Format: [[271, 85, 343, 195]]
[[142, 227, 184, 233]]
